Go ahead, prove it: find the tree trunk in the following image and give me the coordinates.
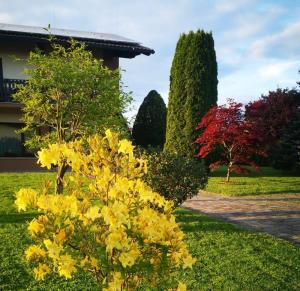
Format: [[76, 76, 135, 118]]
[[55, 163, 68, 194], [226, 167, 230, 182], [226, 163, 232, 183]]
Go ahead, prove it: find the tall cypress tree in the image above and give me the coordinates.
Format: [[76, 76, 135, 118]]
[[164, 34, 188, 154], [132, 90, 167, 148], [164, 30, 218, 157]]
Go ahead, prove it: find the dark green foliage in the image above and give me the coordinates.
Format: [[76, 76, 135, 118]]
[[141, 151, 207, 206], [165, 34, 189, 155], [272, 110, 300, 173], [165, 30, 218, 157], [132, 90, 167, 148]]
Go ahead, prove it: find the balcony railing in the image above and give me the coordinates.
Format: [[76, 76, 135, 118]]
[[0, 78, 25, 102]]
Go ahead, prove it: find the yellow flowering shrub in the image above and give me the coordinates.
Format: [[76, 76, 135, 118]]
[[15, 130, 195, 290]]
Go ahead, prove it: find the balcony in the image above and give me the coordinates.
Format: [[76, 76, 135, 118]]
[[0, 78, 25, 102]]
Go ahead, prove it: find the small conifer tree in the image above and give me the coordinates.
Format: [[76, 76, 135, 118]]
[[132, 90, 167, 148]]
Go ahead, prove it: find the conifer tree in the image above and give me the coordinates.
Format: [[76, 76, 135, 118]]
[[164, 34, 189, 154], [132, 90, 167, 148], [165, 30, 218, 157]]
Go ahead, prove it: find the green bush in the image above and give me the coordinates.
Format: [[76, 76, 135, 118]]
[[141, 151, 208, 206]]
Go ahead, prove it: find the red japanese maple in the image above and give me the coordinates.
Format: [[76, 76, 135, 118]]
[[195, 100, 266, 182]]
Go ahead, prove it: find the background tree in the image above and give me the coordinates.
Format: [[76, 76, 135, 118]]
[[245, 89, 299, 142], [165, 30, 218, 158], [195, 100, 266, 182], [14, 40, 131, 193], [245, 88, 300, 169], [132, 90, 167, 148], [272, 109, 300, 172]]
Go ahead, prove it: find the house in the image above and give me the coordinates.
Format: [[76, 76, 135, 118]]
[[0, 23, 154, 171]]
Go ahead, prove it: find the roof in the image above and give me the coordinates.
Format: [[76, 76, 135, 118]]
[[0, 23, 155, 58]]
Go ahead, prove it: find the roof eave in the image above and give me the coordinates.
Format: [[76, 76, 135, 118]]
[[0, 30, 155, 58]]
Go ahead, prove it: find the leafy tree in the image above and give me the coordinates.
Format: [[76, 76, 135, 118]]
[[132, 90, 167, 148], [15, 130, 195, 290], [165, 30, 218, 158], [272, 106, 300, 172], [14, 40, 131, 193], [195, 100, 266, 182], [245, 88, 300, 168], [245, 89, 299, 143]]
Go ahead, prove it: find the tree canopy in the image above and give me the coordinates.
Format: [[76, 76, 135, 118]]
[[14, 39, 131, 193], [245, 88, 300, 171], [14, 40, 131, 150], [195, 100, 266, 182]]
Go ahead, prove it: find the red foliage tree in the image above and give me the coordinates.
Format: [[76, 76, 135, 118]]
[[245, 88, 299, 143], [195, 100, 266, 182]]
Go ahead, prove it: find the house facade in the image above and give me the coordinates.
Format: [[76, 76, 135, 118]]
[[0, 23, 154, 171]]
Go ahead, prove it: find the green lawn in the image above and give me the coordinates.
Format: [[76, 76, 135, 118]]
[[206, 166, 300, 196], [0, 173, 300, 290]]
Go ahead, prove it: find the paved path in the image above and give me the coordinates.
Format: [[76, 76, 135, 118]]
[[182, 191, 300, 244]]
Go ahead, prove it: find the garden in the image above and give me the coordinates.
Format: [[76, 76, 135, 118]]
[[0, 29, 300, 291], [1, 172, 300, 290]]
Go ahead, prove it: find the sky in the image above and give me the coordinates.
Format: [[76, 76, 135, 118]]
[[1, 0, 300, 122]]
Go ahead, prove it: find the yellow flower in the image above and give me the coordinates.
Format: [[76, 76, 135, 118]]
[[64, 195, 78, 217], [118, 139, 134, 155], [80, 256, 99, 270], [177, 282, 187, 291], [104, 272, 123, 291], [37, 143, 62, 169], [106, 231, 128, 253], [85, 205, 101, 221], [33, 263, 50, 280], [15, 188, 38, 211], [54, 229, 67, 244], [44, 239, 63, 260], [105, 129, 119, 151], [182, 255, 196, 269], [25, 245, 46, 261], [15, 131, 196, 289], [58, 254, 76, 279], [28, 219, 45, 237], [119, 244, 140, 267]]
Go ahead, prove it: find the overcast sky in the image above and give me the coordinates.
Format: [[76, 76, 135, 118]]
[[1, 0, 300, 122]]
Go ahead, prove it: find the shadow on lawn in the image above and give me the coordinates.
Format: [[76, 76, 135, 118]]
[[175, 209, 247, 234], [208, 164, 300, 177], [0, 212, 37, 224]]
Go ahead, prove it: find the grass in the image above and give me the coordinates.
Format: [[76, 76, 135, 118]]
[[206, 166, 300, 196], [0, 173, 300, 290]]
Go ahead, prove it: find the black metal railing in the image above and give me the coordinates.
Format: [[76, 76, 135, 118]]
[[0, 79, 25, 102]]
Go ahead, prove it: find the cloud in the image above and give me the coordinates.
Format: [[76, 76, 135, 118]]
[[218, 59, 299, 105], [1, 0, 299, 119], [257, 60, 299, 81], [222, 9, 281, 41], [215, 0, 253, 13], [251, 20, 300, 59], [0, 12, 14, 23]]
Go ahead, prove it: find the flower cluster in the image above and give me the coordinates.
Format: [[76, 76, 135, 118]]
[[15, 130, 195, 290]]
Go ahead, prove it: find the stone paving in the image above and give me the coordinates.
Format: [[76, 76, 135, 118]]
[[182, 191, 300, 244]]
